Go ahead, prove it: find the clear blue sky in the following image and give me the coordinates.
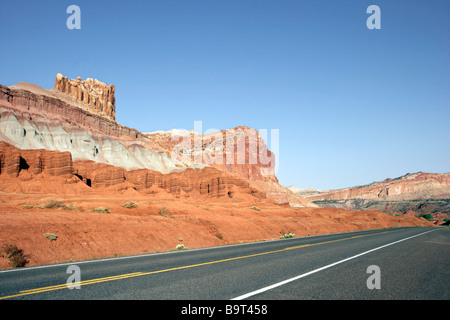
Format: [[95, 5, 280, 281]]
[[1, 0, 449, 190]]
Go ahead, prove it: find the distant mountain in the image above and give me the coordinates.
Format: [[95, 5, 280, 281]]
[[287, 186, 322, 197], [294, 172, 450, 223]]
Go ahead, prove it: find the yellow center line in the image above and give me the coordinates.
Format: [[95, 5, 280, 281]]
[[19, 272, 145, 293], [0, 229, 397, 300]]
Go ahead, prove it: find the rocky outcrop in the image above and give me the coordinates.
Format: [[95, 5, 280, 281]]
[[73, 160, 125, 189], [0, 141, 21, 176], [0, 141, 266, 200], [73, 159, 265, 199], [54, 73, 116, 120], [0, 84, 140, 140], [0, 84, 176, 173], [0, 141, 73, 178], [0, 83, 278, 181], [145, 126, 278, 183], [0, 75, 314, 206]]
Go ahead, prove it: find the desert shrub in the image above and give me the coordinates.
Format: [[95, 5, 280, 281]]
[[1, 245, 28, 268], [88, 207, 111, 213], [250, 206, 261, 211], [44, 233, 58, 241], [216, 233, 223, 240], [174, 244, 188, 251], [123, 201, 138, 209], [21, 204, 42, 209], [418, 213, 433, 221], [280, 232, 295, 239], [159, 207, 170, 217], [62, 204, 82, 211], [44, 200, 66, 209], [42, 200, 81, 211]]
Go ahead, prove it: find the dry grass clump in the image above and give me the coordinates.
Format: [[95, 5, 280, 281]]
[[43, 200, 81, 211], [0, 245, 28, 268], [44, 200, 66, 209], [88, 207, 111, 213], [123, 201, 138, 209], [159, 207, 170, 217], [21, 204, 42, 209]]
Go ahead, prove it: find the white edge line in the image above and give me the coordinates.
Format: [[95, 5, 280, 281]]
[[231, 228, 439, 300], [0, 227, 408, 274]]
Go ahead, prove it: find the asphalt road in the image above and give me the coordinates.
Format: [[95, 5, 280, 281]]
[[0, 227, 448, 301]]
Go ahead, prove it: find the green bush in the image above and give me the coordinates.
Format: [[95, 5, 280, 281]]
[[280, 232, 295, 239], [174, 244, 188, 251], [44, 233, 58, 241], [418, 213, 433, 221], [250, 206, 261, 211], [280, 233, 295, 239]]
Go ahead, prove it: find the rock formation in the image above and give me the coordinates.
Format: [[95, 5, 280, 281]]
[[144, 126, 278, 183], [54, 73, 116, 120], [0, 141, 72, 178], [0, 141, 266, 201], [0, 75, 313, 206]]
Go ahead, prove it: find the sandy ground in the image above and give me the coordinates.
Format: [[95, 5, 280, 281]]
[[0, 192, 435, 269]]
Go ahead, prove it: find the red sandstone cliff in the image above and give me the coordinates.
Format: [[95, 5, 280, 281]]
[[0, 141, 266, 201], [144, 126, 278, 183], [0, 74, 314, 206], [54, 73, 116, 120], [0, 141, 73, 178]]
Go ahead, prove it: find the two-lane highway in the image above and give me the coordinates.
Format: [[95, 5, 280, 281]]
[[0, 227, 448, 300]]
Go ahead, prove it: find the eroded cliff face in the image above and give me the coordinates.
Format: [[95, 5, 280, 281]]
[[54, 73, 116, 120], [0, 84, 278, 182], [0, 75, 314, 206], [145, 126, 278, 183], [0, 141, 73, 178], [0, 141, 266, 201], [0, 83, 182, 173]]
